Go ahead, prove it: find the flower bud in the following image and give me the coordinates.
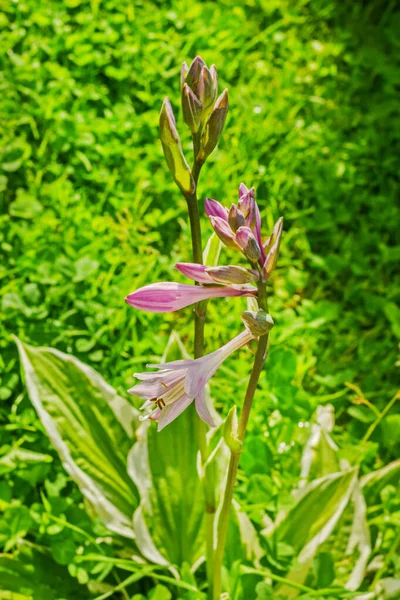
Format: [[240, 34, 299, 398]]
[[238, 184, 256, 227], [197, 89, 229, 163], [180, 61, 189, 89], [209, 216, 240, 250], [262, 217, 283, 281], [223, 405, 242, 453], [205, 198, 229, 221], [197, 65, 218, 112], [228, 204, 246, 232], [184, 56, 206, 96], [181, 83, 203, 133], [205, 265, 258, 285], [241, 310, 274, 337], [236, 226, 261, 263], [159, 98, 195, 195]]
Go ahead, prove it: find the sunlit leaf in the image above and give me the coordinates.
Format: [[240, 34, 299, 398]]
[[15, 338, 140, 539]]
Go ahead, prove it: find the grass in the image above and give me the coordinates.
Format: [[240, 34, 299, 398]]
[[0, 0, 399, 598]]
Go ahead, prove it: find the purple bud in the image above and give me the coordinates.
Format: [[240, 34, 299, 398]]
[[228, 204, 246, 232], [241, 310, 274, 337], [206, 265, 258, 285], [238, 183, 251, 199], [236, 226, 261, 263], [181, 83, 203, 133], [238, 184, 256, 227], [175, 262, 215, 284], [204, 198, 229, 221], [197, 89, 229, 163], [197, 65, 217, 111], [262, 217, 283, 281], [210, 216, 240, 250], [185, 56, 207, 96]]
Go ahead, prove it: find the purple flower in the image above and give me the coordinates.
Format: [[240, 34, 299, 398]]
[[126, 280, 256, 313], [205, 183, 283, 279], [129, 329, 254, 430]]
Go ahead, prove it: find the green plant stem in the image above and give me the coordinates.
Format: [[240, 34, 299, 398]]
[[183, 144, 215, 600], [213, 281, 269, 599], [371, 526, 400, 589], [362, 390, 399, 444]]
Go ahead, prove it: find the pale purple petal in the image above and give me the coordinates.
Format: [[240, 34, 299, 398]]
[[204, 198, 229, 221], [175, 262, 215, 284], [185, 329, 254, 398], [128, 380, 166, 398], [209, 216, 240, 250], [146, 359, 192, 370], [129, 370, 184, 398], [238, 183, 250, 198], [235, 226, 255, 249], [133, 369, 177, 381], [126, 281, 250, 313], [157, 395, 193, 431], [195, 388, 216, 427]]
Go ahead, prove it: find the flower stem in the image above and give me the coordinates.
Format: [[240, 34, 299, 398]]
[[183, 144, 215, 600], [213, 281, 269, 599]]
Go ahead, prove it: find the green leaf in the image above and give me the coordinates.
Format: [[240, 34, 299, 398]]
[[0, 547, 89, 599], [345, 482, 371, 591], [129, 408, 205, 566], [0, 447, 52, 476], [272, 469, 358, 554], [381, 415, 400, 448], [9, 197, 43, 219], [203, 232, 222, 267], [128, 332, 205, 566], [270, 469, 358, 598], [313, 552, 335, 587], [15, 337, 140, 539], [361, 459, 400, 502], [300, 405, 339, 484], [74, 256, 99, 282], [383, 302, 400, 339]]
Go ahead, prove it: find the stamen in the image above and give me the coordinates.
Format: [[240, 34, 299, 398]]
[[160, 380, 186, 406]]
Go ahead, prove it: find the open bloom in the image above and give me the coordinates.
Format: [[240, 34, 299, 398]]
[[205, 183, 283, 280], [129, 329, 254, 430]]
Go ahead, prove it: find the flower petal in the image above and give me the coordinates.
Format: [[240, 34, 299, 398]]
[[204, 198, 229, 221], [195, 387, 216, 427], [126, 281, 251, 313], [175, 262, 215, 284], [157, 395, 193, 431]]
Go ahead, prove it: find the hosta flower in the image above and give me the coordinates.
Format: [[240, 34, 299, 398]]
[[125, 264, 257, 313], [205, 183, 283, 280], [129, 329, 254, 430]]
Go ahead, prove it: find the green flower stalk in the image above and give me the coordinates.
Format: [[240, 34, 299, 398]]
[[127, 55, 283, 600]]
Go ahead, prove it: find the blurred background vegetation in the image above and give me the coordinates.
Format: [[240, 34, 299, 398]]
[[0, 0, 399, 598]]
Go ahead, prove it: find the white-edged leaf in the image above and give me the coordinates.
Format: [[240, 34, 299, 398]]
[[360, 459, 400, 502], [300, 404, 339, 486], [203, 232, 222, 267], [15, 338, 140, 539], [345, 482, 371, 591], [128, 409, 205, 566], [270, 469, 358, 598]]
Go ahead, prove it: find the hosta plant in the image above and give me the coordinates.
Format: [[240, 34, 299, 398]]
[[10, 57, 400, 600]]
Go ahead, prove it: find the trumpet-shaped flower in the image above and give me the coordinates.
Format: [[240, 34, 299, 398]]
[[129, 329, 254, 430], [126, 263, 257, 313], [126, 281, 256, 312]]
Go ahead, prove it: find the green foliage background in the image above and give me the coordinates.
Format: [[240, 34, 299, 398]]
[[0, 0, 399, 597]]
